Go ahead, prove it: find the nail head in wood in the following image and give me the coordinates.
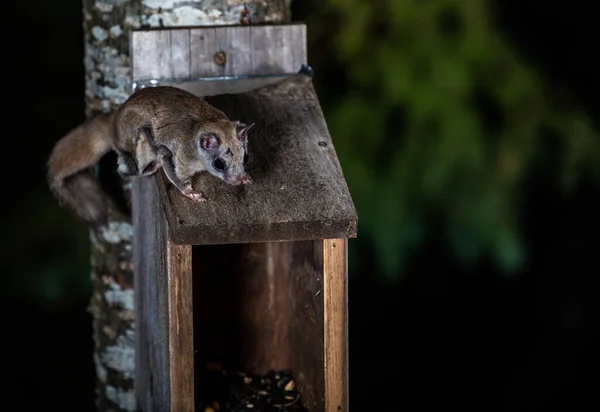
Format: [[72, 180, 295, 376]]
[[213, 51, 226, 66]]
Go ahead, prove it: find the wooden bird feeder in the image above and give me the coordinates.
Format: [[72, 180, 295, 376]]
[[130, 24, 357, 412]]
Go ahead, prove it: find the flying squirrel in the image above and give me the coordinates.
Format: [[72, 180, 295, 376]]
[[47, 85, 255, 225]]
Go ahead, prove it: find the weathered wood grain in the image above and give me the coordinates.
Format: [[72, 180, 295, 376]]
[[131, 25, 307, 81], [189, 27, 218, 78], [287, 240, 326, 410], [133, 175, 170, 412], [132, 175, 193, 412], [170, 29, 191, 79], [156, 74, 358, 245], [130, 29, 173, 80], [167, 237, 194, 411], [323, 239, 349, 412]]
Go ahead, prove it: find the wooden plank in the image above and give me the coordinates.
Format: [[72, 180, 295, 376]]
[[133, 175, 171, 412], [130, 24, 307, 81], [287, 240, 326, 410], [169, 29, 191, 79], [251, 25, 306, 74], [189, 27, 219, 78], [156, 74, 358, 245], [289, 24, 308, 70], [216, 26, 252, 77], [167, 235, 194, 411], [323, 238, 349, 412], [131, 29, 173, 80], [132, 176, 194, 411]]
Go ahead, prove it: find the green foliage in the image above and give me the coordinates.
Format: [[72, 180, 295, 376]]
[[307, 0, 600, 278]]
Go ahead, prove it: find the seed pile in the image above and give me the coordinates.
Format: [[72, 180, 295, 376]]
[[198, 363, 308, 411]]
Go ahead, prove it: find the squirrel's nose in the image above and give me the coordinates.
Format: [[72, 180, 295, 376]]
[[240, 174, 251, 185]]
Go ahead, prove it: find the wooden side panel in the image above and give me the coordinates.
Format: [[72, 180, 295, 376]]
[[287, 240, 326, 410], [167, 237, 194, 411], [323, 239, 349, 412], [133, 175, 171, 412], [131, 24, 307, 81], [132, 176, 194, 412]]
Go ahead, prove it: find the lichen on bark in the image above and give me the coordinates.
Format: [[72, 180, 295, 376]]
[[82, 0, 290, 410]]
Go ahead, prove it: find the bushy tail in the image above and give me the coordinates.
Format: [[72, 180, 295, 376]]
[[47, 113, 116, 224]]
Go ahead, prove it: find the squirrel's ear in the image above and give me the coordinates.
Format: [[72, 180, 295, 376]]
[[200, 133, 220, 150], [236, 122, 255, 141]]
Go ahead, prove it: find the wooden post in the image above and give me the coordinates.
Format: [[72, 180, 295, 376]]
[[131, 25, 357, 411], [132, 175, 194, 412], [81, 2, 291, 411], [324, 238, 349, 411]]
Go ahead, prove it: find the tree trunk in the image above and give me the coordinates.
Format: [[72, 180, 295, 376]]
[[81, 1, 291, 410]]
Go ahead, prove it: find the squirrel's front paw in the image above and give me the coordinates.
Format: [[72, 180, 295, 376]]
[[182, 188, 207, 202]]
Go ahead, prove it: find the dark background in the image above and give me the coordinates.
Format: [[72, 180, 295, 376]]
[[2, 1, 600, 411]]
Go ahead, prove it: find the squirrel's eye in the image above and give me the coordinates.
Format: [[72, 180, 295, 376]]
[[243, 153, 249, 164], [213, 158, 226, 171]]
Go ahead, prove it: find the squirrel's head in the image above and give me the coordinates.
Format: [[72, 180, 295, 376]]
[[196, 120, 254, 186]]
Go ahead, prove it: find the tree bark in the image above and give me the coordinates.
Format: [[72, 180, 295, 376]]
[[82, 1, 291, 410]]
